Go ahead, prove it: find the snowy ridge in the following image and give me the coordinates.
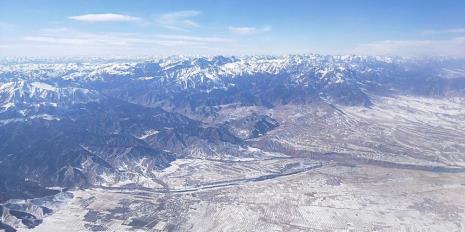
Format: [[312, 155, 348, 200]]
[[0, 80, 100, 113], [0, 54, 421, 86], [1, 54, 464, 114]]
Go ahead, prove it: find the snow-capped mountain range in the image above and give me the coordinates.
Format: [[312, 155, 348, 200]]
[[1, 54, 464, 112], [0, 54, 464, 208], [0, 55, 434, 85]]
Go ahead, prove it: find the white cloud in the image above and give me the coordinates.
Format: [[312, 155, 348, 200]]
[[23, 35, 133, 46], [156, 34, 232, 43], [0, 26, 245, 56], [351, 37, 465, 57], [157, 10, 201, 31], [23, 36, 95, 45], [68, 13, 141, 22], [20, 29, 232, 48], [422, 28, 465, 35], [228, 26, 272, 35]]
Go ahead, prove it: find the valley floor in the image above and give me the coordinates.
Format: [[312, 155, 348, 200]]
[[26, 161, 465, 232]]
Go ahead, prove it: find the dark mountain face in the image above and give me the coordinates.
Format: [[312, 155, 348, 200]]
[[98, 72, 370, 113], [0, 55, 464, 206], [0, 97, 244, 194], [0, 219, 17, 232], [0, 176, 60, 203], [225, 113, 279, 140]]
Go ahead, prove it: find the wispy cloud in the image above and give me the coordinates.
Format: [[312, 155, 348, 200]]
[[156, 34, 231, 43], [422, 28, 465, 35], [20, 29, 232, 47], [351, 37, 465, 57], [4, 29, 236, 56], [68, 13, 141, 22], [157, 10, 201, 31], [228, 26, 272, 35], [23, 35, 131, 46]]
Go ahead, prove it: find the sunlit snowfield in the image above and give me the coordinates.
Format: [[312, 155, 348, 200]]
[[1, 55, 465, 231]]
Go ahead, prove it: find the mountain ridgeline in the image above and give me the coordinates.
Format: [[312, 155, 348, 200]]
[[1, 54, 465, 202]]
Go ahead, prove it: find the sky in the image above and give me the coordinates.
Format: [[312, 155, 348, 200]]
[[1, 0, 465, 57]]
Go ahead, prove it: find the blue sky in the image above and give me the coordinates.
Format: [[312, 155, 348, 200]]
[[1, 0, 465, 57]]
